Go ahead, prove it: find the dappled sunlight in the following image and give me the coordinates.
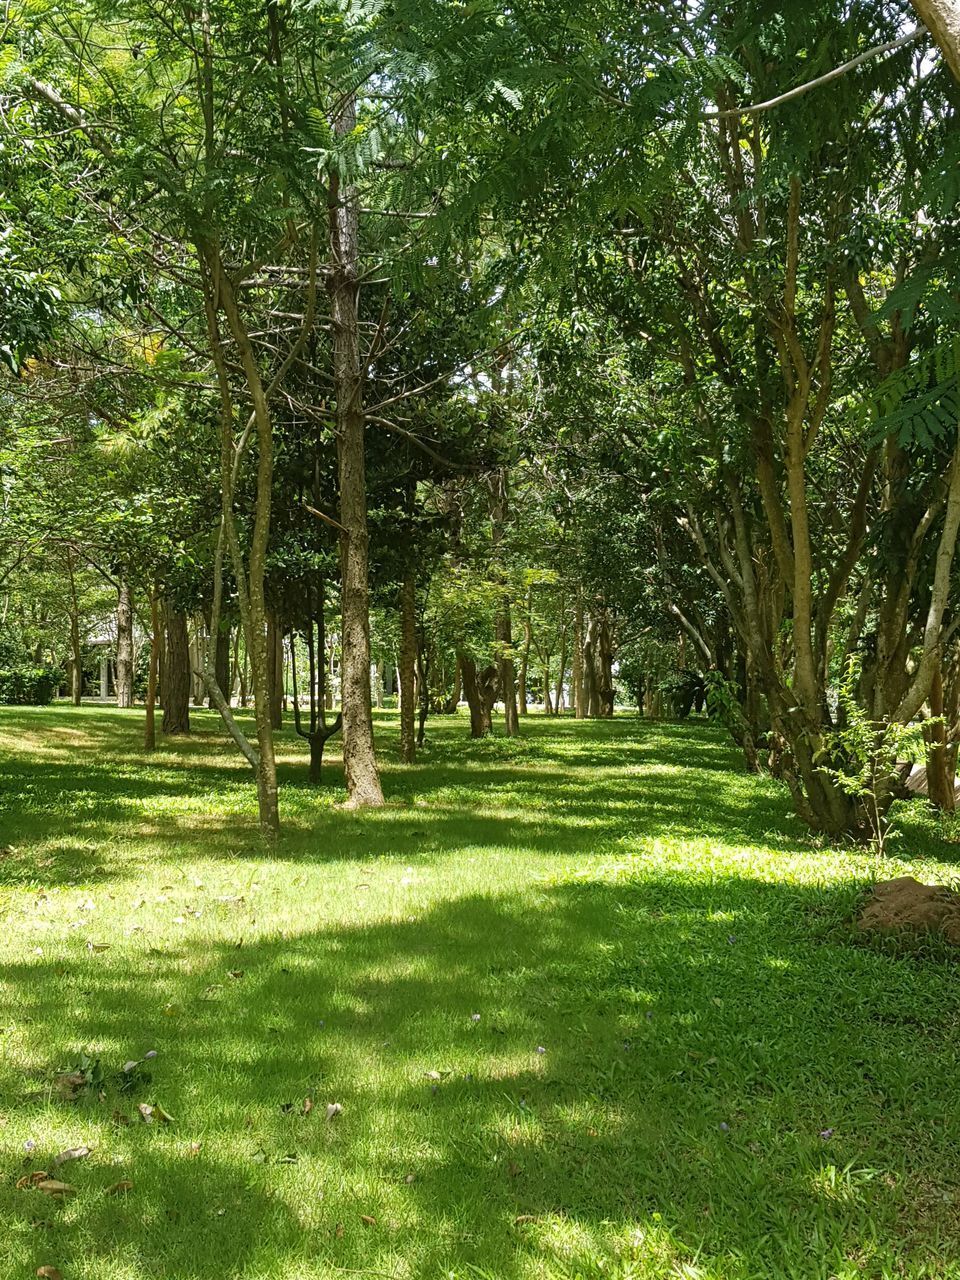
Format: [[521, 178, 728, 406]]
[[1, 709, 960, 1276]]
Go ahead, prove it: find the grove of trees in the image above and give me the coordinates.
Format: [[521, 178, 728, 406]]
[[2, 0, 960, 842]]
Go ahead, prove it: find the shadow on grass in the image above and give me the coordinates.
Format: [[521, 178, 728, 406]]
[[4, 871, 960, 1277], [0, 708, 810, 892]]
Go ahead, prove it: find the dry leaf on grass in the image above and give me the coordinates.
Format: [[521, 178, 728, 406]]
[[36, 1267, 63, 1279], [105, 1180, 132, 1196], [325, 1102, 342, 1120], [36, 1180, 75, 1198], [360, 1214, 377, 1226], [52, 1146, 91, 1168]]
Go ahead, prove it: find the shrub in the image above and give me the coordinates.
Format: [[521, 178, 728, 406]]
[[0, 665, 61, 705]]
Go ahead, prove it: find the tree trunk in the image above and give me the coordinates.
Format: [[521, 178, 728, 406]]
[[583, 615, 600, 717], [144, 592, 160, 751], [518, 587, 532, 716], [115, 582, 134, 708], [543, 666, 553, 715], [926, 663, 956, 811], [496, 603, 519, 735], [911, 0, 960, 82], [555, 617, 568, 715], [329, 91, 384, 808], [210, 622, 231, 709], [399, 569, 417, 763], [460, 654, 495, 738], [596, 611, 615, 717], [573, 595, 586, 718], [267, 611, 283, 730], [239, 644, 249, 708], [66, 549, 83, 705], [162, 604, 191, 736]]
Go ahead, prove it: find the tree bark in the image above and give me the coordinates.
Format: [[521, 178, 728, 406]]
[[267, 611, 283, 730], [162, 604, 191, 736], [66, 549, 83, 705], [926, 663, 956, 811], [144, 592, 160, 750], [328, 91, 384, 808], [115, 582, 134, 708], [210, 621, 231, 709], [573, 594, 586, 718], [460, 654, 495, 737], [518, 586, 532, 716], [399, 569, 417, 763], [911, 0, 960, 81], [144, 592, 159, 750]]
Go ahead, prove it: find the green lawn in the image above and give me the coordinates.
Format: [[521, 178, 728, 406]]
[[1, 707, 960, 1280]]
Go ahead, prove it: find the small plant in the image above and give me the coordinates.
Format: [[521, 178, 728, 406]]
[[823, 657, 928, 855]]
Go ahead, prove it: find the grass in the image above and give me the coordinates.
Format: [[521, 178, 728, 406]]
[[1, 706, 960, 1279]]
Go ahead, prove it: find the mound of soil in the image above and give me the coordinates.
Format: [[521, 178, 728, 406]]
[[857, 875, 960, 946]]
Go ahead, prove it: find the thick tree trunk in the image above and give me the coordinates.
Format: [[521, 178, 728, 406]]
[[399, 570, 417, 763], [144, 592, 160, 751], [911, 0, 960, 81], [329, 92, 384, 808], [926, 664, 956, 811], [162, 604, 191, 736], [115, 582, 134, 708], [460, 654, 496, 738]]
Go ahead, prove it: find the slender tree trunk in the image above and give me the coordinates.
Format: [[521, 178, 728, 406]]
[[518, 587, 532, 716], [399, 569, 417, 763], [489, 469, 519, 735], [115, 582, 134, 708], [555, 617, 568, 715], [542, 666, 553, 715], [328, 92, 384, 808], [162, 604, 191, 736], [267, 611, 283, 730], [210, 622, 231, 709], [573, 594, 586, 718], [239, 645, 249, 708], [144, 592, 160, 751], [66, 549, 83, 706]]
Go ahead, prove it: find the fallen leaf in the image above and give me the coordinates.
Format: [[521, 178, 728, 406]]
[[325, 1102, 342, 1120], [138, 1102, 173, 1125], [53, 1072, 87, 1101], [360, 1214, 377, 1226], [514, 1215, 537, 1225], [334, 1222, 344, 1238], [36, 1267, 63, 1280], [301, 1097, 313, 1116], [105, 1180, 132, 1196], [52, 1146, 91, 1167], [187, 1142, 202, 1157], [86, 943, 110, 952], [404, 1172, 416, 1184], [16, 1171, 50, 1189], [36, 1180, 75, 1197]]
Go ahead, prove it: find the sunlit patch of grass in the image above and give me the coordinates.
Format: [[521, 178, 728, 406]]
[[0, 707, 959, 1277]]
